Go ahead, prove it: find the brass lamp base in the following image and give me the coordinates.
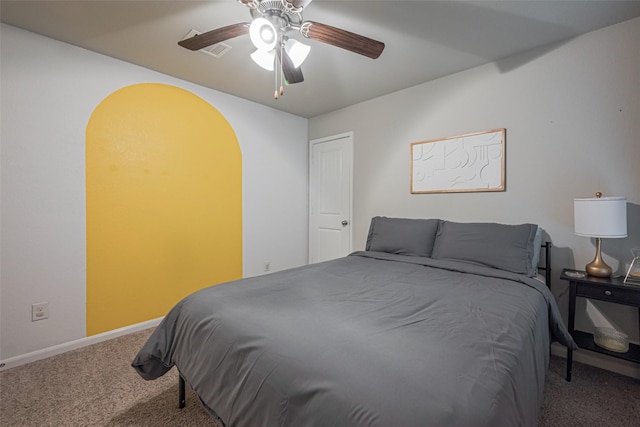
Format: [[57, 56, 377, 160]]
[[585, 237, 613, 278]]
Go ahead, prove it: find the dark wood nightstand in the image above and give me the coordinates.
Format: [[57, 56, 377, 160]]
[[560, 269, 640, 381]]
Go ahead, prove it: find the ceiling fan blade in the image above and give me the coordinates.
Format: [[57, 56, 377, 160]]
[[301, 21, 385, 59], [178, 23, 250, 51], [278, 50, 304, 84]]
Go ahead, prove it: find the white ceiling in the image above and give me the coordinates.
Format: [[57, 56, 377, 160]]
[[2, 0, 640, 118]]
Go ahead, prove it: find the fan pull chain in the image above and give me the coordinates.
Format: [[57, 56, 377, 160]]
[[280, 42, 284, 97], [274, 42, 284, 100], [274, 57, 279, 99]]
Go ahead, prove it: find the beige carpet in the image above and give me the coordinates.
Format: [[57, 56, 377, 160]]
[[1, 328, 638, 426], [0, 329, 218, 427]]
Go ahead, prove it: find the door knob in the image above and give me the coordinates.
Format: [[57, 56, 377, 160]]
[[341, 220, 349, 226]]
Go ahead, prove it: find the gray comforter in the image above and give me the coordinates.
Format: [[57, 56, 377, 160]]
[[132, 251, 576, 427]]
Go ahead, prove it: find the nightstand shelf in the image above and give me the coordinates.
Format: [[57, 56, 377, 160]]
[[572, 330, 640, 363], [560, 269, 640, 382]]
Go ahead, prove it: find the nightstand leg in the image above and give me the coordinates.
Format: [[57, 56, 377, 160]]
[[566, 281, 577, 382], [179, 375, 186, 408]]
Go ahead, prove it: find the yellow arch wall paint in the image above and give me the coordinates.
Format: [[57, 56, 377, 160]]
[[86, 83, 242, 336]]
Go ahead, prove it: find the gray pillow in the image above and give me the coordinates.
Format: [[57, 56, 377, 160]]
[[366, 217, 440, 257], [431, 221, 539, 276]]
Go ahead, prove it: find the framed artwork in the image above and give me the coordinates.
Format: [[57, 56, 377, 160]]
[[410, 128, 505, 194]]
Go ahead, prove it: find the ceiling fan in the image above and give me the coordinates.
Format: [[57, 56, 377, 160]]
[[178, 0, 385, 99]]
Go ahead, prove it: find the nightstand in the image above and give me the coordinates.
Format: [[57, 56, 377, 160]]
[[560, 269, 640, 381]]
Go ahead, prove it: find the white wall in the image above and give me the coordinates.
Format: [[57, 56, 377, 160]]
[[0, 24, 309, 362], [310, 18, 640, 376]]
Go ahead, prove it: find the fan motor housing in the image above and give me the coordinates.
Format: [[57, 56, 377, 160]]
[[249, 0, 303, 30]]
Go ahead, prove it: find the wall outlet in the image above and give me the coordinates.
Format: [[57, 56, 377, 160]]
[[32, 302, 49, 321], [263, 261, 271, 272]]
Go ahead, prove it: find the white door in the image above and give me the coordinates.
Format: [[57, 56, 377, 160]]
[[309, 132, 353, 264]]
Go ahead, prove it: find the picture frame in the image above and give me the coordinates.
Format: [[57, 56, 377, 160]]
[[410, 128, 506, 194], [624, 250, 640, 285]]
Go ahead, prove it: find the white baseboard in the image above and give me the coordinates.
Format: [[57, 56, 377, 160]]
[[550, 342, 640, 379], [0, 317, 163, 372]]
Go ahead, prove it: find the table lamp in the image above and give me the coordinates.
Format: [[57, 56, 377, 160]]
[[574, 192, 627, 278]]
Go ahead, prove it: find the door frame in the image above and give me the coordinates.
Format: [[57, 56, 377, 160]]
[[308, 131, 354, 263]]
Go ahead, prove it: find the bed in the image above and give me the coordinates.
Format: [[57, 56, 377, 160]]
[[132, 218, 576, 427]]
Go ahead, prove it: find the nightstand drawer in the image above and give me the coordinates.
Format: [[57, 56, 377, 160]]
[[575, 282, 640, 305]]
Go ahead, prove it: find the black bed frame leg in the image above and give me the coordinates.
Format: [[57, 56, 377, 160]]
[[179, 375, 186, 409]]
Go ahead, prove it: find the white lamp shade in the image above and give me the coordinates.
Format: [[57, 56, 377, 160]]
[[250, 18, 277, 51], [574, 196, 627, 238], [250, 49, 275, 71], [285, 39, 310, 68]]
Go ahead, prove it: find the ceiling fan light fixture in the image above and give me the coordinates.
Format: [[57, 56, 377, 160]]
[[285, 38, 310, 68], [178, 0, 384, 98], [249, 17, 277, 51], [250, 49, 275, 71]]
